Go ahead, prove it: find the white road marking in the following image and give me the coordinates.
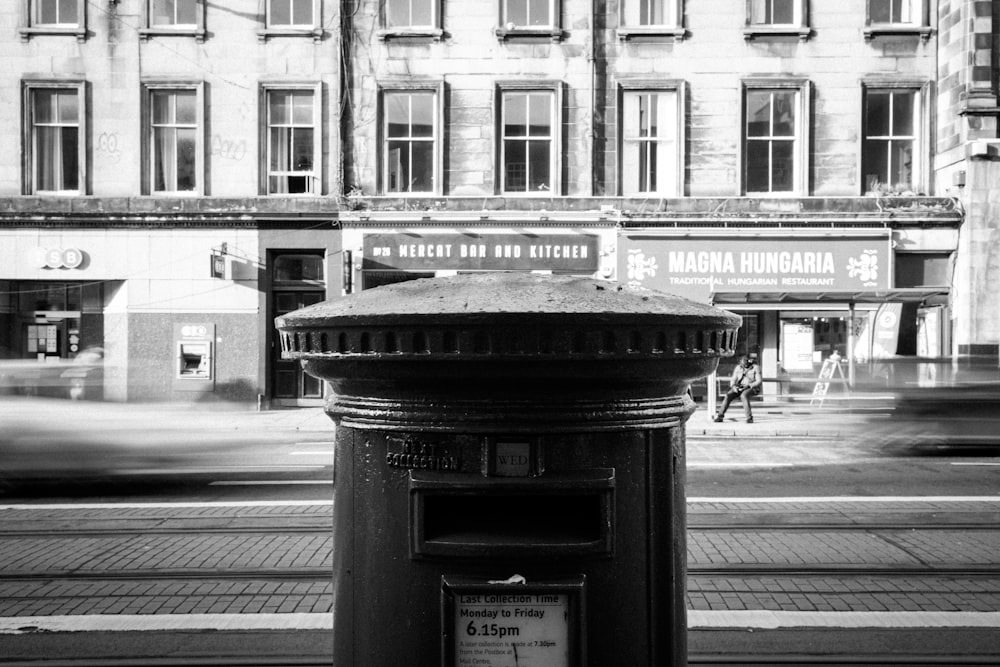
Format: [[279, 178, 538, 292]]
[[208, 480, 333, 486], [689, 496, 1000, 503], [688, 463, 798, 469], [2, 611, 998, 634], [0, 500, 333, 510], [289, 451, 334, 456], [688, 610, 1000, 629], [950, 462, 1000, 466]]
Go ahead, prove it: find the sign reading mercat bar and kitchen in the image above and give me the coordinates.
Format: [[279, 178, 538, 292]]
[[621, 235, 892, 301], [363, 233, 600, 272]]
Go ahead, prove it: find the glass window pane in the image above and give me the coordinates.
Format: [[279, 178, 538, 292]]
[[178, 0, 197, 24], [773, 0, 794, 24], [270, 128, 291, 170], [771, 141, 794, 191], [59, 0, 77, 22], [504, 140, 527, 190], [870, 0, 891, 23], [528, 140, 550, 190], [292, 0, 311, 25], [890, 140, 913, 185], [655, 138, 676, 195], [274, 255, 324, 282], [410, 94, 434, 137], [772, 91, 795, 136], [747, 92, 771, 137], [412, 0, 432, 26], [504, 94, 527, 138], [528, 0, 549, 26], [864, 140, 890, 190], [527, 93, 550, 136], [57, 91, 78, 122], [176, 129, 197, 190], [891, 92, 914, 135], [507, 0, 527, 26], [623, 94, 641, 139], [271, 0, 290, 26], [746, 141, 770, 191], [152, 92, 172, 124], [623, 141, 641, 193], [293, 129, 313, 170], [152, 0, 174, 25], [410, 142, 434, 191], [270, 93, 290, 125], [866, 92, 891, 136], [39, 0, 58, 23], [385, 0, 406, 27], [174, 91, 197, 124], [34, 91, 56, 123], [750, 0, 767, 23], [386, 95, 410, 137], [291, 92, 313, 124]]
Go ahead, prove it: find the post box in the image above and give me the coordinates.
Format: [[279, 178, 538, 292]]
[[276, 273, 739, 666]]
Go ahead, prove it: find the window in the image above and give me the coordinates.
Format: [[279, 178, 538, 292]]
[[863, 88, 922, 194], [382, 88, 440, 195], [743, 81, 809, 195], [865, 0, 930, 40], [386, 0, 436, 28], [24, 82, 86, 195], [259, 0, 322, 40], [500, 89, 558, 195], [142, 0, 206, 40], [618, 0, 684, 39], [743, 0, 809, 40], [20, 0, 86, 40], [144, 84, 203, 195], [262, 85, 321, 195], [268, 0, 313, 27], [496, 0, 562, 40], [621, 87, 683, 197]]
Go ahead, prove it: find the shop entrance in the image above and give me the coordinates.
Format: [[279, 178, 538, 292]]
[[270, 252, 327, 404]]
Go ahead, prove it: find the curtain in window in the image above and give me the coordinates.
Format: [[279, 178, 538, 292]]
[[34, 90, 79, 192]]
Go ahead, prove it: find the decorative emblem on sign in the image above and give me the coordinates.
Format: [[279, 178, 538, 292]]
[[626, 249, 658, 284], [846, 249, 879, 285]]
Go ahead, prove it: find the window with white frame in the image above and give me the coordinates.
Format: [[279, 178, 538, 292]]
[[621, 89, 681, 197], [863, 88, 921, 193], [25, 84, 84, 194], [268, 0, 314, 28], [622, 0, 679, 27], [264, 87, 320, 195], [869, 0, 919, 24], [147, 87, 201, 194], [21, 0, 86, 39], [749, 0, 795, 24], [383, 90, 438, 194], [385, 0, 437, 28], [150, 0, 197, 26], [502, 0, 555, 28], [501, 90, 557, 194], [743, 83, 808, 194]]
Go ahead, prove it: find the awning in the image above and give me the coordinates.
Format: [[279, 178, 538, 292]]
[[709, 286, 950, 307]]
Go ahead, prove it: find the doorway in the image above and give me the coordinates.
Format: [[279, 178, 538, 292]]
[[270, 252, 327, 404]]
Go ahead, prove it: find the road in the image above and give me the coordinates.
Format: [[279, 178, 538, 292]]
[[0, 411, 998, 665]]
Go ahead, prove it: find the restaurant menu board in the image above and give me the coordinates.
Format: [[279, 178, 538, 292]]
[[454, 592, 570, 666]]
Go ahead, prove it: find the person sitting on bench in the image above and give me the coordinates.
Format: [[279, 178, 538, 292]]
[[714, 355, 763, 423]]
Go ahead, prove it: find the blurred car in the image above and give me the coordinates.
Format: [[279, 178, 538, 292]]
[[0, 347, 104, 401], [861, 383, 1000, 451], [0, 397, 266, 482]]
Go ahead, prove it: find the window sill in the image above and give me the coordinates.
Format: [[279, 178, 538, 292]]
[[19, 26, 86, 42], [743, 26, 811, 42], [378, 28, 444, 42], [495, 27, 564, 43], [617, 27, 686, 41], [863, 24, 932, 42], [256, 28, 324, 43], [139, 28, 207, 43]]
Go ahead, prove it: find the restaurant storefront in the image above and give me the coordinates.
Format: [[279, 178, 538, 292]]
[[618, 230, 951, 403]]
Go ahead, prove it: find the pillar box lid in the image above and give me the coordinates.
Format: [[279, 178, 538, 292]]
[[276, 273, 739, 393]]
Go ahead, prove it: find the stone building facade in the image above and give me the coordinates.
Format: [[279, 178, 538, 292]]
[[0, 1, 996, 404]]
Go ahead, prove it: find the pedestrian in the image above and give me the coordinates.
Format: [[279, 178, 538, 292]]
[[713, 354, 763, 423]]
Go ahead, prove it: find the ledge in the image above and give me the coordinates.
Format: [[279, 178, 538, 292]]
[[377, 28, 444, 42], [742, 26, 811, 42], [255, 27, 324, 43], [138, 28, 207, 43], [494, 27, 564, 43], [863, 24, 933, 42], [19, 26, 87, 42], [617, 27, 686, 41]]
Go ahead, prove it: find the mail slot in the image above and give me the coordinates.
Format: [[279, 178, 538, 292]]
[[275, 273, 740, 666]]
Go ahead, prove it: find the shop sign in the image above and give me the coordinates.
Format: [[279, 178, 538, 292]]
[[30, 247, 85, 269], [362, 233, 600, 272], [620, 235, 891, 301]]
